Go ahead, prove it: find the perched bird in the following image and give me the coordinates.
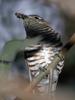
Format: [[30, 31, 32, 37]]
[[15, 12, 64, 93], [0, 12, 75, 94]]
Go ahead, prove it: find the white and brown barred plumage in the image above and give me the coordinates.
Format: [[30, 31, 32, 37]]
[[0, 12, 74, 94], [15, 12, 64, 93]]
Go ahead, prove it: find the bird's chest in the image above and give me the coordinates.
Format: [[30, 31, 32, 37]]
[[26, 45, 60, 78], [25, 45, 64, 93]]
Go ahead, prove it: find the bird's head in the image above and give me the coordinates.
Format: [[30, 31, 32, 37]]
[[15, 12, 49, 38], [15, 12, 63, 47]]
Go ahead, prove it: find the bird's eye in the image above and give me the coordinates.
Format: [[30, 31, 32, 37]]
[[34, 16, 39, 19], [33, 16, 44, 20]]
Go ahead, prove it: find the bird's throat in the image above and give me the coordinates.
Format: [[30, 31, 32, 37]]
[[24, 36, 42, 47]]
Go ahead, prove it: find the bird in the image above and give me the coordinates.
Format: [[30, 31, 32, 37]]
[[0, 12, 75, 94], [15, 12, 64, 93]]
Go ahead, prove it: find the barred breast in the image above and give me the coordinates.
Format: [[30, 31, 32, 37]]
[[24, 44, 64, 93]]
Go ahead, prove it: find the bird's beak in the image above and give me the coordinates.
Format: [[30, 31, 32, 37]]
[[15, 12, 28, 19]]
